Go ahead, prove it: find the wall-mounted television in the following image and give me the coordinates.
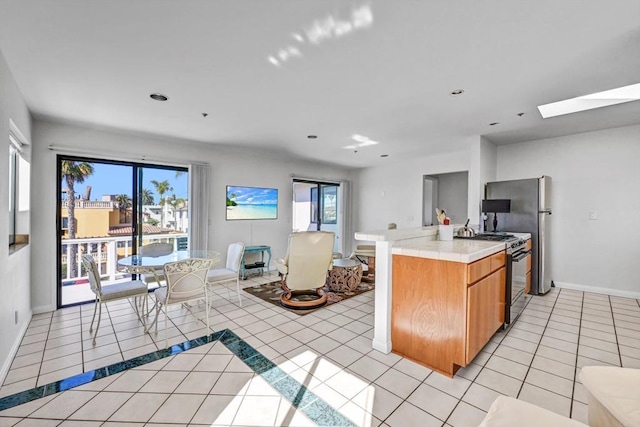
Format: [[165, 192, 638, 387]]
[[226, 185, 278, 220]]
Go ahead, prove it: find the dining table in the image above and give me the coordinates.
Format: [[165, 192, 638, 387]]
[[118, 249, 221, 282], [117, 249, 221, 331]]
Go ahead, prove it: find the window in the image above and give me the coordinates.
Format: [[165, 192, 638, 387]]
[[322, 186, 337, 224], [8, 141, 17, 245], [8, 122, 31, 248], [310, 187, 318, 223], [310, 185, 337, 225]]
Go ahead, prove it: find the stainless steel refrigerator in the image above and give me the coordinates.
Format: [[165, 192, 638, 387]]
[[485, 176, 552, 295]]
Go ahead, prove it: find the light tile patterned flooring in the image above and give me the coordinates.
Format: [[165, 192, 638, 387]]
[[1, 273, 640, 426]]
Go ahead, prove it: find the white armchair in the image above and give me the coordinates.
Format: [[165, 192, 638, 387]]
[[275, 231, 335, 309]]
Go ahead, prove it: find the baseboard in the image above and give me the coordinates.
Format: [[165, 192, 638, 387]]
[[0, 314, 32, 385], [553, 281, 640, 300], [372, 337, 392, 354], [32, 305, 55, 315]]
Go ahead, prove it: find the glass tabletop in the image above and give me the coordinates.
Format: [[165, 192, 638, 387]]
[[333, 258, 361, 268], [118, 250, 221, 269]]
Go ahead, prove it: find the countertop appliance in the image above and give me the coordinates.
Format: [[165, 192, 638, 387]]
[[486, 176, 552, 295]]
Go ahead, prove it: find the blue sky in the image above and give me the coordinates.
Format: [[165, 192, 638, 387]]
[[227, 186, 278, 205], [61, 163, 188, 202]]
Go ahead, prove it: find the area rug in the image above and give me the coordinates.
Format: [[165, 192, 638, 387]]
[[243, 280, 374, 315]]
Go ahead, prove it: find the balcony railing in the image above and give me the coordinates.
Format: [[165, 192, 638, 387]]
[[61, 200, 116, 209], [60, 233, 188, 305]]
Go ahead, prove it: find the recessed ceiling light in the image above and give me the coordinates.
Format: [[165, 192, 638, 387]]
[[150, 93, 168, 101], [307, 135, 318, 139], [450, 89, 464, 96], [380, 154, 389, 158], [489, 122, 499, 126], [538, 82, 640, 118]]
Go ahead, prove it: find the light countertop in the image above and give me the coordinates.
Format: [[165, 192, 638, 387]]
[[392, 239, 506, 263], [392, 232, 531, 264], [355, 225, 462, 242]]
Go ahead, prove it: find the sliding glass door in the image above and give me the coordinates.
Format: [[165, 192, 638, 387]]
[[57, 156, 188, 307], [292, 180, 341, 253]]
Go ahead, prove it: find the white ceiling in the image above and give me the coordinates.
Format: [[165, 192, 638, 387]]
[[1, 0, 639, 168]]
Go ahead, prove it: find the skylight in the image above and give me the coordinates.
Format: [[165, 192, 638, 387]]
[[538, 83, 640, 118], [342, 134, 380, 149]]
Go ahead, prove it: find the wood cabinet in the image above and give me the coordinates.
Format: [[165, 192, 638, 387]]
[[392, 251, 505, 377], [467, 267, 505, 363]]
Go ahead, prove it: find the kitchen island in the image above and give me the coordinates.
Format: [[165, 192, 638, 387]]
[[391, 239, 507, 376], [355, 226, 444, 354]]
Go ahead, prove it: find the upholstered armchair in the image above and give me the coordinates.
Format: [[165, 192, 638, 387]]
[[274, 231, 335, 309]]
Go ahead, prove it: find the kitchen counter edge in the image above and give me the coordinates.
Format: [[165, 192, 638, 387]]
[[392, 240, 505, 264]]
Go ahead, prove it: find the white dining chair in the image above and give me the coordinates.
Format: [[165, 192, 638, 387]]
[[138, 242, 174, 286], [81, 254, 149, 345], [153, 258, 212, 348], [206, 242, 245, 306]]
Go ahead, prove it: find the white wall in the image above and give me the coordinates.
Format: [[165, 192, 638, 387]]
[[496, 125, 640, 296], [0, 49, 32, 381], [468, 136, 498, 228], [352, 148, 472, 243], [30, 120, 352, 313]]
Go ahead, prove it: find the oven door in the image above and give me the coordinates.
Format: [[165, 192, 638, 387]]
[[505, 249, 532, 325]]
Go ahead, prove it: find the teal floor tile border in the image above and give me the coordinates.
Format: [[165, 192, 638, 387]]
[[0, 330, 224, 412], [0, 329, 356, 426], [220, 330, 356, 427]]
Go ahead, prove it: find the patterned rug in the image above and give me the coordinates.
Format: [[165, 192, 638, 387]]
[[242, 279, 374, 315]]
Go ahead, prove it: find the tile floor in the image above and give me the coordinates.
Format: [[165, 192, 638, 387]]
[[1, 273, 639, 426]]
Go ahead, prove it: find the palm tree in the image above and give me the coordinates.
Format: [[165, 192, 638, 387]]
[[114, 194, 132, 223], [61, 160, 94, 278], [150, 180, 172, 227], [226, 192, 238, 207], [140, 188, 154, 205]]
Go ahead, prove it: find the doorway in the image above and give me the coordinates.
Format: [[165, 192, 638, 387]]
[[57, 155, 188, 307], [292, 180, 341, 253], [423, 171, 469, 226]]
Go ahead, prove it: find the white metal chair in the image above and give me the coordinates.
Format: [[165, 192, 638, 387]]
[[153, 258, 212, 348], [275, 231, 335, 309], [206, 242, 245, 306], [81, 254, 148, 345], [138, 242, 174, 286]]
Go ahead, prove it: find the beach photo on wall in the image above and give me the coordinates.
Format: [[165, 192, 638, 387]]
[[226, 186, 278, 220]]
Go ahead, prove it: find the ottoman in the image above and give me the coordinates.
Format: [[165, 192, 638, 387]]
[[479, 396, 587, 427], [580, 366, 640, 427]]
